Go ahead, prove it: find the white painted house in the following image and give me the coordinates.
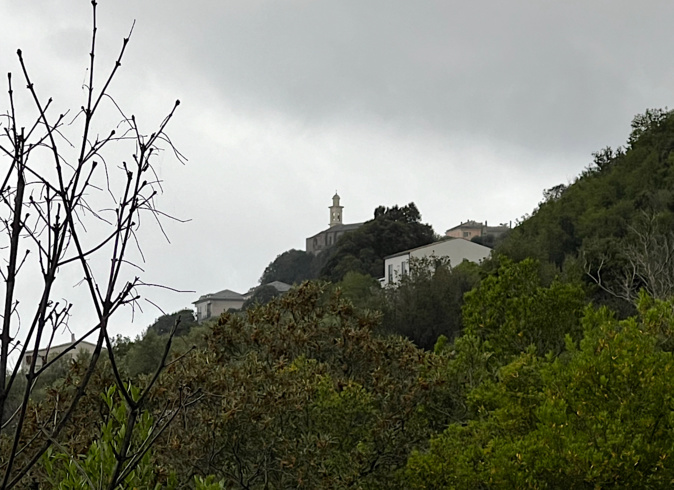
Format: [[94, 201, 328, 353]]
[[383, 238, 492, 285], [193, 281, 294, 322], [193, 289, 246, 322], [22, 334, 101, 372]]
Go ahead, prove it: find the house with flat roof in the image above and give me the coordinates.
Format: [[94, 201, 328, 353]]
[[383, 238, 492, 285]]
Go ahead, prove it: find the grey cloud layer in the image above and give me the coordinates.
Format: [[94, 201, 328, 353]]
[[1, 0, 673, 335], [115, 0, 674, 155]]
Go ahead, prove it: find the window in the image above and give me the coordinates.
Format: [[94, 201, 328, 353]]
[[463, 231, 470, 238], [401, 261, 408, 275], [388, 264, 393, 283]]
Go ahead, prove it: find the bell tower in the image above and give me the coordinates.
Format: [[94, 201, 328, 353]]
[[329, 192, 343, 227]]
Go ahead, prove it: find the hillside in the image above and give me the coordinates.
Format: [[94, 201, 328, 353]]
[[497, 108, 674, 309]]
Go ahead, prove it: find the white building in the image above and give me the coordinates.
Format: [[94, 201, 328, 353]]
[[22, 334, 100, 372], [383, 238, 492, 285], [194, 281, 294, 322], [193, 289, 245, 322]]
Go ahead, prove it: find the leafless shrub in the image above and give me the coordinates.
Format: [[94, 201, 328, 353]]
[[585, 211, 674, 304], [0, 3, 189, 487]]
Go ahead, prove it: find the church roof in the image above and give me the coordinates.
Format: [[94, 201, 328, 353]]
[[306, 222, 364, 240]]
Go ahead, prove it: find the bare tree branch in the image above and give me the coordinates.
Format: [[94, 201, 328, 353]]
[[0, 3, 186, 487]]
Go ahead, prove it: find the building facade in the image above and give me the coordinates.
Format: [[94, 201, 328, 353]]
[[445, 220, 511, 240], [22, 334, 100, 372], [306, 193, 363, 255], [193, 289, 245, 322], [383, 238, 492, 285]]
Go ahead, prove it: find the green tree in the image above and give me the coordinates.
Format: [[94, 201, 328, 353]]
[[116, 319, 210, 379], [462, 257, 587, 361], [147, 309, 197, 337], [259, 249, 316, 285], [122, 330, 168, 378], [151, 282, 439, 488], [381, 258, 480, 350], [336, 271, 382, 311], [496, 108, 674, 316], [405, 296, 674, 488], [321, 203, 435, 282], [42, 384, 168, 489], [241, 284, 284, 310]]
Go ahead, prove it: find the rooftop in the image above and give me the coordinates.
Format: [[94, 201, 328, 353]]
[[193, 289, 244, 304]]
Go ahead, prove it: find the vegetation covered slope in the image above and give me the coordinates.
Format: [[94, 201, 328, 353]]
[[8, 110, 674, 488], [498, 109, 674, 309], [320, 203, 435, 282], [404, 292, 674, 489]]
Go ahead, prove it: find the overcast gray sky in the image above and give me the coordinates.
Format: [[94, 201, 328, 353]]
[[1, 1, 673, 341]]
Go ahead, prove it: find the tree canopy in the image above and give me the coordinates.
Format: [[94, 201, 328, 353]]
[[147, 309, 198, 337], [320, 202, 435, 281], [380, 257, 481, 350], [497, 108, 674, 313], [10, 109, 674, 488], [259, 249, 316, 285], [404, 294, 674, 489]]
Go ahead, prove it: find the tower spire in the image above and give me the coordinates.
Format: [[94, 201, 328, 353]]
[[329, 191, 343, 227]]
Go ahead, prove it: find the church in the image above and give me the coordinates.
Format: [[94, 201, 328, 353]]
[[305, 193, 363, 255]]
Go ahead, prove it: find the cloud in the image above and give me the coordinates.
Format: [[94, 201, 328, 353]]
[[1, 0, 673, 339], [130, 0, 674, 156]]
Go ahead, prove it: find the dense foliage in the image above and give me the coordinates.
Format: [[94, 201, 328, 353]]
[[8, 109, 674, 488], [152, 282, 442, 488], [320, 203, 435, 282], [259, 249, 316, 285], [498, 108, 674, 311], [8, 258, 674, 488], [380, 258, 481, 350], [404, 294, 674, 488], [241, 283, 285, 310], [147, 309, 198, 337], [462, 258, 587, 362]]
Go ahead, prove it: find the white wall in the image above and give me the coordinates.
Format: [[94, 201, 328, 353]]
[[383, 238, 491, 286], [383, 253, 410, 285], [410, 238, 491, 266], [196, 298, 245, 322]]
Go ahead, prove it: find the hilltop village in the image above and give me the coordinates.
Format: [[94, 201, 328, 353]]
[[9, 108, 674, 487], [6, 0, 674, 485], [192, 192, 511, 323]]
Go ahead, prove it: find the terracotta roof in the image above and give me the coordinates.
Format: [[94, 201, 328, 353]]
[[445, 220, 484, 233]]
